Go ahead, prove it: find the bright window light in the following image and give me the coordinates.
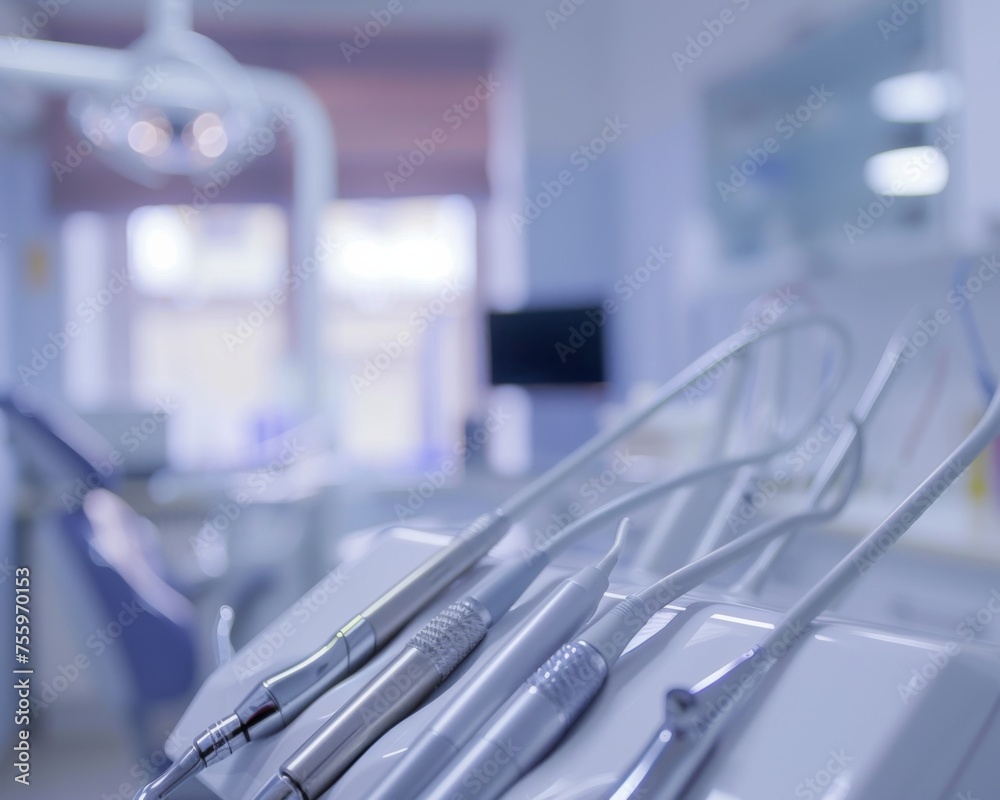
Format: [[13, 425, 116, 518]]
[[863, 147, 949, 197], [128, 204, 286, 297], [321, 195, 477, 472], [323, 195, 475, 292], [127, 206, 193, 295], [871, 71, 957, 123]]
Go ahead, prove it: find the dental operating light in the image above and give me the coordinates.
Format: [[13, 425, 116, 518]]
[[67, 0, 265, 187]]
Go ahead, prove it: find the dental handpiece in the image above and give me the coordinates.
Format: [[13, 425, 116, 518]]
[[611, 388, 1000, 800], [419, 428, 863, 800], [252, 520, 630, 800], [607, 645, 762, 800], [251, 377, 853, 800], [136, 315, 848, 800], [367, 521, 630, 800], [135, 511, 511, 800]]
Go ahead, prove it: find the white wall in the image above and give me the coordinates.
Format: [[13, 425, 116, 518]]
[[7, 0, 988, 467], [0, 142, 62, 395]]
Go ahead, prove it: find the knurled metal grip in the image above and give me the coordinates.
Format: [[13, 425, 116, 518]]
[[527, 640, 609, 722], [407, 598, 490, 679]]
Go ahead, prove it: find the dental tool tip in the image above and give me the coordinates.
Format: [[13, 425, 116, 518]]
[[132, 745, 204, 800], [253, 773, 303, 800], [596, 517, 630, 577]]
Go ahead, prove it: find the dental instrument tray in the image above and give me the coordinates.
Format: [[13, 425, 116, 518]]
[[168, 525, 1000, 800]]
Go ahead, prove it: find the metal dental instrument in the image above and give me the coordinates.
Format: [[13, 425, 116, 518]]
[[611, 376, 1000, 800], [366, 522, 630, 800], [251, 326, 851, 800], [418, 429, 863, 800], [639, 290, 839, 573], [135, 510, 513, 800], [249, 377, 842, 800], [607, 645, 762, 800], [256, 520, 630, 800], [687, 339, 795, 563], [136, 315, 848, 800], [731, 322, 909, 596]]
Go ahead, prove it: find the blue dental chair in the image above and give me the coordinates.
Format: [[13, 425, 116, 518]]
[[0, 389, 198, 755]]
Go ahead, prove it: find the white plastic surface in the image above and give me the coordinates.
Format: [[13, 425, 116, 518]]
[[168, 526, 1000, 800]]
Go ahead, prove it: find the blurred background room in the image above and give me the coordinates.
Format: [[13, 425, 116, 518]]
[[1, 0, 999, 797]]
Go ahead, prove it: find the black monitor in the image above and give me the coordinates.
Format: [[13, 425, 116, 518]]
[[488, 306, 607, 386]]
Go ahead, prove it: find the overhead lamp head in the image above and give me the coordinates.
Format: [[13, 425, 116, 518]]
[[67, 21, 266, 186]]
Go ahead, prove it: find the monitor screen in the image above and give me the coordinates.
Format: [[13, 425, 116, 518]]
[[488, 306, 606, 386]]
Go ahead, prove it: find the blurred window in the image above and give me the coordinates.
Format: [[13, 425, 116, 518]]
[[109, 196, 476, 472], [320, 195, 477, 471], [127, 204, 290, 471]]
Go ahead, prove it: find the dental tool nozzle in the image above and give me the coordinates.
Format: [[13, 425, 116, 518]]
[[133, 511, 512, 800], [369, 519, 630, 800], [596, 517, 629, 576], [252, 518, 634, 800], [133, 746, 204, 800], [137, 315, 850, 800]]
